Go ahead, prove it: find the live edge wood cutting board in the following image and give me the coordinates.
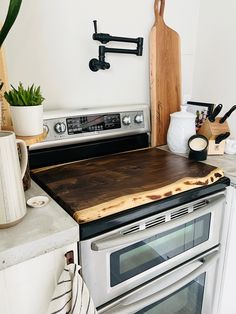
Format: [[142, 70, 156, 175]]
[[31, 148, 224, 224], [150, 0, 181, 146]]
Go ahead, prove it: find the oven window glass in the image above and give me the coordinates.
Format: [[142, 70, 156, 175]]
[[110, 214, 210, 286], [136, 273, 206, 314]]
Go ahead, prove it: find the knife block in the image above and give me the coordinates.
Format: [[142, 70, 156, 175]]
[[197, 117, 230, 155]]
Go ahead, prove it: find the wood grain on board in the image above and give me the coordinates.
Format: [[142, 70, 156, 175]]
[[32, 148, 224, 224], [150, 0, 181, 146], [0, 46, 11, 129]]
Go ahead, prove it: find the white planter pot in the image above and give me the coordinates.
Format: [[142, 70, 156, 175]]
[[10, 105, 43, 136]]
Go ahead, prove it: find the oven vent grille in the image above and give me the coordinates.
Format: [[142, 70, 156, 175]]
[[121, 199, 209, 236], [122, 225, 140, 235], [122, 215, 166, 235], [171, 207, 189, 220], [145, 216, 166, 229], [193, 200, 208, 211]]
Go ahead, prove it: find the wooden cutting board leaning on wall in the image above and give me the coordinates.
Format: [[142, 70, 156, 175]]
[[150, 0, 182, 146], [0, 45, 11, 130]]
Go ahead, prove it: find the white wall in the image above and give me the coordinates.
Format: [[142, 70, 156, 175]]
[[0, 0, 200, 110], [192, 0, 236, 137]]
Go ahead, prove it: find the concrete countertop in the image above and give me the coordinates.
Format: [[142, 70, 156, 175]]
[[202, 154, 236, 185], [0, 181, 79, 270]]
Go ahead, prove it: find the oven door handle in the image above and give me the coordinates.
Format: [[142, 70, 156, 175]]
[[91, 194, 224, 251], [99, 249, 219, 314]]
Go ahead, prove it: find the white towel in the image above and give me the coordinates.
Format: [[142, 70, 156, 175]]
[[47, 264, 97, 314]]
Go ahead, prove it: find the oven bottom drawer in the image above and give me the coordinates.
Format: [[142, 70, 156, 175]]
[[98, 248, 219, 314]]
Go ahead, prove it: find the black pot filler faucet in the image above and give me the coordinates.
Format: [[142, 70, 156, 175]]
[[89, 20, 144, 72]]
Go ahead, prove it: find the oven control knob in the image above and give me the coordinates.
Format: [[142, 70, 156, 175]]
[[43, 124, 49, 134], [134, 114, 144, 124], [54, 122, 66, 134], [122, 116, 131, 126]]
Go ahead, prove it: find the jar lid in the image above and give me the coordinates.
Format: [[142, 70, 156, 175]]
[[170, 105, 196, 119]]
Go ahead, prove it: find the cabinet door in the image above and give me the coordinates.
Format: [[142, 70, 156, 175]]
[[0, 243, 77, 314], [219, 186, 236, 314]]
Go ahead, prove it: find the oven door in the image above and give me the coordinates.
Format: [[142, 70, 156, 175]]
[[80, 192, 225, 307], [98, 248, 220, 314]]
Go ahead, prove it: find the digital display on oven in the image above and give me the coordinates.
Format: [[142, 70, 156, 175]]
[[66, 114, 121, 134]]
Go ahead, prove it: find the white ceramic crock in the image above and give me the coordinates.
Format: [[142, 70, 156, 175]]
[[10, 104, 43, 136], [167, 106, 196, 154]]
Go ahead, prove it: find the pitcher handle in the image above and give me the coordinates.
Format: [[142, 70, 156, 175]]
[[16, 139, 28, 179]]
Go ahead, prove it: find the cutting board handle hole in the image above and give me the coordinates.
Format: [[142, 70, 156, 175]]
[[154, 0, 165, 19]]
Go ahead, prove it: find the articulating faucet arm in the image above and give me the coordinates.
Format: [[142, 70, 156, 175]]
[[89, 20, 144, 71]]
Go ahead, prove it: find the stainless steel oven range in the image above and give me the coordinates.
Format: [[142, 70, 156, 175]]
[[81, 192, 225, 313], [29, 104, 230, 314]]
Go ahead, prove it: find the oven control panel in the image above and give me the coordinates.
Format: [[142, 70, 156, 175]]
[[66, 113, 122, 135], [31, 105, 150, 149]]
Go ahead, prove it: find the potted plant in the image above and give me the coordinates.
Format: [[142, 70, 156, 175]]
[[4, 82, 45, 136]]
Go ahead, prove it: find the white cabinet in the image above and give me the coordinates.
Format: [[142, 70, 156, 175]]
[[219, 185, 236, 314], [0, 243, 77, 314]]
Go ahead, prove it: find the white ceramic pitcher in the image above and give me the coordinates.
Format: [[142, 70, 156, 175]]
[[0, 131, 28, 228]]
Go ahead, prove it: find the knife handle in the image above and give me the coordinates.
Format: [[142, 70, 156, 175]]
[[215, 132, 230, 144], [219, 105, 236, 124], [208, 104, 223, 122]]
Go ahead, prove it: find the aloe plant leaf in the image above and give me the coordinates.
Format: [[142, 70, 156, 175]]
[[19, 92, 27, 105], [29, 84, 34, 95], [11, 92, 19, 105], [0, 0, 22, 48]]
